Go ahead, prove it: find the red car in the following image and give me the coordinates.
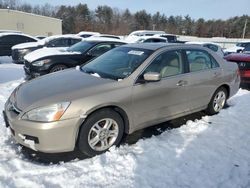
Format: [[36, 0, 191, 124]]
[[224, 53, 250, 85]]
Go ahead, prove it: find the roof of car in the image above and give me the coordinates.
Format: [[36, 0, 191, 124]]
[[122, 43, 213, 52], [122, 43, 181, 50], [83, 36, 126, 43], [0, 32, 38, 40], [185, 41, 221, 46]]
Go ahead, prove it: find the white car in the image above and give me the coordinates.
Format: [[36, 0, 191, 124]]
[[76, 31, 100, 38], [128, 30, 166, 37], [11, 35, 82, 64], [130, 36, 168, 43], [224, 41, 250, 55], [185, 42, 224, 57]]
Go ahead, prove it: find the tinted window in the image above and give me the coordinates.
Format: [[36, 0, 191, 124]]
[[186, 50, 219, 72], [88, 44, 112, 57], [67, 41, 94, 53], [243, 44, 250, 52], [47, 38, 69, 47], [204, 44, 218, 52], [70, 39, 81, 46], [144, 50, 184, 78], [144, 38, 166, 43]]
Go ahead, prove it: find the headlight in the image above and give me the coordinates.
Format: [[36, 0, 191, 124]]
[[22, 102, 70, 122], [19, 49, 30, 55], [32, 59, 50, 66]]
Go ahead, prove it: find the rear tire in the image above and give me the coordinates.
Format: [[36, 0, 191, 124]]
[[205, 87, 227, 115], [78, 109, 124, 157], [49, 64, 67, 73]]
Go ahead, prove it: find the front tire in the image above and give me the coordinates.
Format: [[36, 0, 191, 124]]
[[205, 87, 227, 115], [78, 109, 124, 157]]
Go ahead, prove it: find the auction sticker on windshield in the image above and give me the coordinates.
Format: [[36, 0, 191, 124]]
[[128, 50, 144, 56]]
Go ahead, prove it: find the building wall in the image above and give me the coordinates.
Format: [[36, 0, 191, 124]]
[[0, 9, 62, 36]]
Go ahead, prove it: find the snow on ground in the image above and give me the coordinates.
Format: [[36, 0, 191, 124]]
[[0, 63, 24, 84], [0, 56, 12, 65], [0, 63, 250, 188]]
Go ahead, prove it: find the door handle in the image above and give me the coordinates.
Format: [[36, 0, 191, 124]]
[[176, 80, 188, 86]]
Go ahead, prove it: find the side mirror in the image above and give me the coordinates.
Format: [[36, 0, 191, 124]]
[[143, 72, 161, 82]]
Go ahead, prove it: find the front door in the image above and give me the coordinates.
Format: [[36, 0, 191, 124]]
[[131, 50, 189, 129]]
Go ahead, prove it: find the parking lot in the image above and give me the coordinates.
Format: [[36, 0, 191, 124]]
[[0, 56, 250, 187]]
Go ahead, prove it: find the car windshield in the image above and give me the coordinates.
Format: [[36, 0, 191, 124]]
[[67, 41, 94, 53], [80, 47, 153, 80]]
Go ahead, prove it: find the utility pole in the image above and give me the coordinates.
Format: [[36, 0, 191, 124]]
[[152, 24, 156, 31], [242, 19, 248, 39]]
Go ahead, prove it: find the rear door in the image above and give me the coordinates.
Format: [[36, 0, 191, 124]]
[[184, 49, 222, 111]]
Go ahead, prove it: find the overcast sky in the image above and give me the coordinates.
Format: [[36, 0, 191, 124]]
[[26, 0, 250, 20]]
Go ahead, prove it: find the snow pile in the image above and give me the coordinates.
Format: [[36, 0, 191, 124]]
[[0, 65, 250, 187]]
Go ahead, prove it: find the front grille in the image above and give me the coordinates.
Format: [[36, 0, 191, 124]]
[[236, 62, 250, 70], [24, 60, 30, 68], [12, 49, 19, 61]]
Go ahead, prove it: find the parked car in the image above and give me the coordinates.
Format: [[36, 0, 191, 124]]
[[76, 31, 100, 38], [12, 35, 82, 64], [242, 44, 250, 53], [23, 37, 126, 79], [0, 33, 38, 56], [3, 43, 240, 157], [128, 30, 166, 36], [154, 34, 186, 43], [35, 36, 46, 40], [224, 53, 250, 85], [153, 34, 177, 43], [224, 41, 250, 55], [134, 36, 168, 43], [96, 34, 121, 40], [185, 42, 224, 57]]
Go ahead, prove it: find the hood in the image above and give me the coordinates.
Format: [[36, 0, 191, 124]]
[[24, 48, 81, 62], [12, 42, 41, 50], [15, 69, 116, 111]]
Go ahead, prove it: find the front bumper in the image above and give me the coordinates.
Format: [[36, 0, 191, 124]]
[[3, 108, 83, 153], [24, 63, 49, 80]]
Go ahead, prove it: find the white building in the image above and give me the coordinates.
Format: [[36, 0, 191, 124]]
[[0, 9, 62, 36]]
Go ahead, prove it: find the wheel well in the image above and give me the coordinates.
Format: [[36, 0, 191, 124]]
[[84, 106, 130, 133], [49, 63, 68, 70], [219, 84, 230, 98]]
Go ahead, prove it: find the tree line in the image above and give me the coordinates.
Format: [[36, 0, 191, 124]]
[[0, 0, 249, 38]]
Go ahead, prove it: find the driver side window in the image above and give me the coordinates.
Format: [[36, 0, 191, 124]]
[[144, 50, 184, 78]]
